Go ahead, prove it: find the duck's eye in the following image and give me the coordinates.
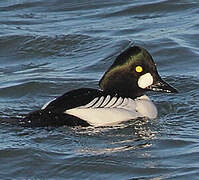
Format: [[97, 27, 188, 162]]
[[135, 66, 143, 73]]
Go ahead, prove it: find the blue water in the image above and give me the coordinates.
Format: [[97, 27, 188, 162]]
[[1, 0, 199, 179]]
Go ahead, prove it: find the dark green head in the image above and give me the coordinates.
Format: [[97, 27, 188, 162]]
[[99, 46, 178, 98]]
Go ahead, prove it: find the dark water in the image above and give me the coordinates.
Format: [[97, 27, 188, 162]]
[[1, 0, 199, 179]]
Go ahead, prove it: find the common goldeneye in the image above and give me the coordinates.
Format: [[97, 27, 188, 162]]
[[20, 46, 178, 127]]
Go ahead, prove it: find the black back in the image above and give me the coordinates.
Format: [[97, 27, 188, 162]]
[[20, 88, 116, 127]]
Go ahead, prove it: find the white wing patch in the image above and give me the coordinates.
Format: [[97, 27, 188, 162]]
[[41, 98, 56, 110], [118, 98, 128, 107], [111, 97, 123, 107], [92, 96, 104, 108], [104, 97, 117, 107], [84, 97, 99, 108], [100, 95, 111, 107], [65, 95, 157, 127]]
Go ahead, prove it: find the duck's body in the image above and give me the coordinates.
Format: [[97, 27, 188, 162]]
[[21, 88, 157, 127], [20, 46, 178, 127]]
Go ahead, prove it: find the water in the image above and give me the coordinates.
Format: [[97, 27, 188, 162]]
[[1, 0, 199, 179]]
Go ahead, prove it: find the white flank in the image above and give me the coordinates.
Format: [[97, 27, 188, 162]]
[[138, 73, 153, 89], [65, 95, 157, 127], [66, 108, 140, 127]]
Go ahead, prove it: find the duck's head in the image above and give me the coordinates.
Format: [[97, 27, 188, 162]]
[[99, 46, 178, 98]]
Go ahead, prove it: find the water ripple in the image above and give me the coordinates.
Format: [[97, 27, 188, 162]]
[[1, 0, 199, 179]]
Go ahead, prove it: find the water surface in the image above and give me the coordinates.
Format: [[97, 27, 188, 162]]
[[0, 0, 199, 179]]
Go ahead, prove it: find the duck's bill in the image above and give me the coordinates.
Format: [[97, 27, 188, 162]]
[[146, 78, 178, 93]]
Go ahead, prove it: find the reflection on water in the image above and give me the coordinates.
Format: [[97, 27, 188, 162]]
[[71, 118, 157, 155]]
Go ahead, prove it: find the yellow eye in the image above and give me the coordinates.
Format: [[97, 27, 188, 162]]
[[135, 66, 143, 73]]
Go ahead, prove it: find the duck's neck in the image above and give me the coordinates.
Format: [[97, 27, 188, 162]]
[[99, 72, 145, 99], [103, 85, 145, 99]]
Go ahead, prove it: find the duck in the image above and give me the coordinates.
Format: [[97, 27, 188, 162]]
[[19, 46, 178, 127]]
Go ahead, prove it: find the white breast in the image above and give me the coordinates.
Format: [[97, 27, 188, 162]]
[[65, 95, 157, 127]]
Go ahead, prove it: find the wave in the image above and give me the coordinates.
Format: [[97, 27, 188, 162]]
[[0, 34, 110, 59]]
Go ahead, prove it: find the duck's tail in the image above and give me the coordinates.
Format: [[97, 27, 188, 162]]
[[1, 109, 90, 128]]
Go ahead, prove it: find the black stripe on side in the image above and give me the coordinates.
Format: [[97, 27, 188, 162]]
[[44, 88, 105, 111], [100, 95, 112, 107], [111, 97, 124, 107], [107, 96, 118, 107]]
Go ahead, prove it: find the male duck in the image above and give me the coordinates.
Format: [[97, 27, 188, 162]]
[[20, 46, 178, 127]]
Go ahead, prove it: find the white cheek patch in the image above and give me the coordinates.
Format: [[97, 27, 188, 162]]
[[138, 73, 153, 89]]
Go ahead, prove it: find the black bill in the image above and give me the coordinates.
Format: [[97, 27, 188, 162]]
[[147, 76, 178, 93]]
